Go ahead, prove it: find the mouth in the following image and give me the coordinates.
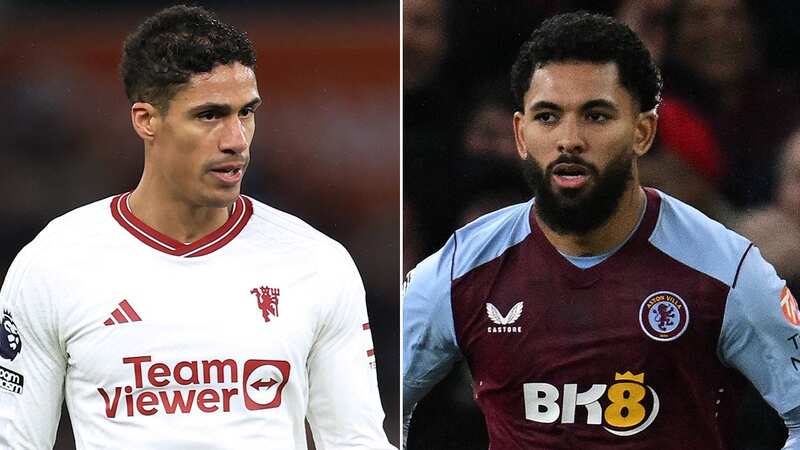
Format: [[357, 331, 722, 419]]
[[209, 164, 245, 185], [550, 163, 591, 189]]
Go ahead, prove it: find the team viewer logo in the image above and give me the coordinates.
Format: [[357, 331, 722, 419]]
[[486, 302, 523, 333], [97, 356, 291, 418], [250, 286, 280, 322], [780, 286, 800, 326], [0, 310, 21, 361], [639, 291, 689, 342], [243, 359, 291, 410]]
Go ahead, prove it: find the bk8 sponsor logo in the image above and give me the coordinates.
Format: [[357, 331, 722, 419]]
[[523, 372, 659, 436], [98, 355, 290, 418]]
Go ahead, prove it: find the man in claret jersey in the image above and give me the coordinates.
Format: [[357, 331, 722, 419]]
[[403, 11, 800, 449], [0, 5, 394, 449]]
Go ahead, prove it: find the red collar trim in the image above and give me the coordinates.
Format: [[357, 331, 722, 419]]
[[110, 192, 253, 257]]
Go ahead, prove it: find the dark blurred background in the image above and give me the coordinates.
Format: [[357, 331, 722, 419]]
[[404, 0, 800, 448], [0, 1, 399, 448]]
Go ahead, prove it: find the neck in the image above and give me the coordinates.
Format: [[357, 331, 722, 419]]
[[128, 176, 231, 244], [537, 185, 646, 257]]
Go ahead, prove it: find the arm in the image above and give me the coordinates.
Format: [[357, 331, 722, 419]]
[[783, 406, 800, 450], [402, 237, 462, 447], [718, 245, 800, 449], [305, 244, 395, 450], [0, 242, 66, 450]]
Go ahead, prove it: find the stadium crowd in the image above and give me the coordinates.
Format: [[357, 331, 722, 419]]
[[404, 0, 800, 448]]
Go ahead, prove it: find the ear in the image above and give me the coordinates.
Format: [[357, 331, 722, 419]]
[[130, 102, 161, 141], [633, 110, 658, 157], [513, 111, 528, 160]]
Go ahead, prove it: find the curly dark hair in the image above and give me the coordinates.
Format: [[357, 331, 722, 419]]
[[120, 5, 256, 111], [510, 11, 662, 113]]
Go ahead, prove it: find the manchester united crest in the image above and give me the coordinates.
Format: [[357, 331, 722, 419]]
[[639, 291, 689, 342], [250, 286, 280, 323]]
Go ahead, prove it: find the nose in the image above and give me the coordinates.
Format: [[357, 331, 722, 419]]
[[220, 116, 248, 154], [556, 117, 585, 154]]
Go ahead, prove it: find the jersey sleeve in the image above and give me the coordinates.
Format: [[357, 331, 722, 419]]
[[782, 405, 800, 449], [718, 245, 800, 415], [0, 241, 66, 450], [305, 244, 395, 450], [402, 236, 462, 438]]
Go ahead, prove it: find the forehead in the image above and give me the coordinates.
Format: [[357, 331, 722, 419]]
[[170, 62, 258, 108], [524, 62, 634, 110]]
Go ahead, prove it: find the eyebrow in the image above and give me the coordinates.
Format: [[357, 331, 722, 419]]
[[529, 99, 619, 113], [188, 97, 262, 115], [582, 99, 618, 111], [529, 101, 562, 112]]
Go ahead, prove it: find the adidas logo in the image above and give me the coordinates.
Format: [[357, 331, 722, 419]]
[[104, 300, 142, 326]]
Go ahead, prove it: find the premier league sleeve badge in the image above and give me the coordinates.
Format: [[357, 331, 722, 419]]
[[0, 310, 22, 361]]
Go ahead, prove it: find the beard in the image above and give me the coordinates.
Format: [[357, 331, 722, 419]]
[[522, 150, 634, 236]]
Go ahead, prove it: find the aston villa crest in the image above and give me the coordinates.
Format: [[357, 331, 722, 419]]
[[639, 291, 689, 342]]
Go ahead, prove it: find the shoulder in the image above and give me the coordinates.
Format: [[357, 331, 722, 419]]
[[1, 196, 117, 300], [244, 196, 354, 268], [10, 196, 117, 270], [406, 200, 532, 316], [450, 200, 534, 280], [649, 190, 751, 287], [40, 196, 117, 241]]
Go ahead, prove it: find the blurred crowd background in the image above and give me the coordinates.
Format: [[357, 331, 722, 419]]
[[0, 1, 398, 448], [405, 0, 800, 448]]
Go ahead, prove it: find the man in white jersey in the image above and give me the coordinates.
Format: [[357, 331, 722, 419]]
[[0, 5, 395, 449]]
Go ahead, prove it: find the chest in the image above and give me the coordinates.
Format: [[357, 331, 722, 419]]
[[451, 242, 731, 384], [51, 249, 327, 414]]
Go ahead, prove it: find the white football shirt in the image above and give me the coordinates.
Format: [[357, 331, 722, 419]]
[[0, 193, 395, 450]]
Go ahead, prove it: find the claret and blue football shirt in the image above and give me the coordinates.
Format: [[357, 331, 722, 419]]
[[404, 188, 800, 449]]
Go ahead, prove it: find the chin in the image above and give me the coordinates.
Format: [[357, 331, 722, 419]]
[[201, 189, 241, 209], [550, 183, 593, 203]]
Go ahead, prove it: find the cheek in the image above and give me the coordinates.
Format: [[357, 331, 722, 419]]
[[246, 129, 255, 144], [600, 125, 635, 153], [173, 126, 214, 160], [520, 127, 550, 155], [158, 134, 209, 181], [244, 120, 256, 142]]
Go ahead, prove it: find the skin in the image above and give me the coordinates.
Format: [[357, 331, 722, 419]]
[[513, 62, 657, 256], [128, 62, 261, 243]]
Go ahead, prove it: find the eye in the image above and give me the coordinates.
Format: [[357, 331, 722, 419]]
[[533, 112, 558, 124], [586, 111, 610, 123], [197, 110, 222, 121], [239, 107, 256, 118]]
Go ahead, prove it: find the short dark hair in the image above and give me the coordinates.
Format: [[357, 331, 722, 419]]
[[120, 5, 257, 111], [510, 11, 662, 113]]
